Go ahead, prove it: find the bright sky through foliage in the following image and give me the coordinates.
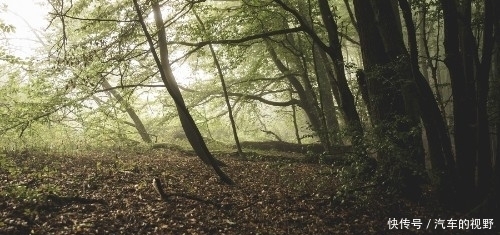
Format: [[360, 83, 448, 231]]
[[0, 0, 197, 83], [0, 0, 48, 57]]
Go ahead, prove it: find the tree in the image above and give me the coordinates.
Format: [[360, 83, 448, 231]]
[[132, 0, 234, 184], [272, 0, 364, 148], [100, 79, 152, 143], [398, 0, 456, 200], [439, 0, 496, 207], [192, 9, 243, 155], [351, 0, 427, 197]]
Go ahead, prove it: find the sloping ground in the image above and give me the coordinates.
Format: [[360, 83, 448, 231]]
[[0, 149, 481, 234]]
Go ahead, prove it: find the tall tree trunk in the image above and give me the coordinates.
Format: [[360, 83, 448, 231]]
[[317, 0, 364, 147], [353, 0, 431, 198], [193, 11, 243, 156], [439, 0, 495, 207], [476, 0, 495, 200], [494, 0, 500, 194], [494, 3, 500, 219], [313, 44, 341, 145], [440, 0, 475, 206], [399, 0, 456, 200], [208, 44, 243, 155], [133, 0, 233, 184], [266, 41, 326, 147]]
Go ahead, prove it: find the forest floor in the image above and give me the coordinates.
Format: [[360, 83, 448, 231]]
[[0, 148, 488, 234]]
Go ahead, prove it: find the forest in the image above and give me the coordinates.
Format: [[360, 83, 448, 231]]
[[0, 0, 498, 233]]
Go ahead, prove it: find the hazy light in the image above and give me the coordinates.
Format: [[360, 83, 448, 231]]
[[0, 0, 49, 58]]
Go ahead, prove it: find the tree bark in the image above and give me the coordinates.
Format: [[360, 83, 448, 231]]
[[100, 79, 152, 143], [342, 0, 358, 34], [476, 0, 495, 200], [418, 3, 429, 80], [317, 0, 364, 146], [291, 89, 302, 145], [313, 44, 341, 145], [193, 11, 243, 156], [438, 0, 496, 206], [399, 0, 456, 199], [133, 0, 234, 184], [265, 41, 324, 143], [493, 2, 500, 219], [353, 0, 436, 198]]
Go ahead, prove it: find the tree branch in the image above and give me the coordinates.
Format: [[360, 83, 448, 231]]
[[271, 0, 331, 54], [49, 12, 137, 23], [94, 84, 165, 93], [226, 92, 300, 107], [167, 26, 304, 47]]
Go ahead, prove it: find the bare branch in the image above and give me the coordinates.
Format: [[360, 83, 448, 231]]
[[49, 12, 137, 23], [227, 92, 300, 107], [94, 84, 165, 93], [167, 26, 304, 47]]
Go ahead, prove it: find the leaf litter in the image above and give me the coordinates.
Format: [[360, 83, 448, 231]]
[[1, 149, 465, 234]]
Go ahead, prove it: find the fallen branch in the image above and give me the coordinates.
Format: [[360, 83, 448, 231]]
[[152, 178, 221, 208]]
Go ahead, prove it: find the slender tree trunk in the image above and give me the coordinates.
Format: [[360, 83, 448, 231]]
[[313, 44, 341, 145], [317, 0, 364, 146], [133, 0, 233, 184], [422, 14, 447, 119], [266, 41, 326, 146], [355, 69, 371, 121], [418, 4, 429, 80], [342, 0, 358, 34], [399, 0, 456, 199], [208, 45, 243, 155], [100, 79, 152, 143], [440, 0, 477, 207], [319, 50, 342, 116], [290, 89, 302, 145], [193, 11, 243, 156], [476, 0, 495, 200]]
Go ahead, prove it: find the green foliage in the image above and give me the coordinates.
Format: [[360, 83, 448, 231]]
[[3, 183, 60, 202], [0, 152, 18, 175], [0, 21, 15, 33], [1, 152, 60, 203], [332, 114, 427, 206], [375, 153, 426, 199], [370, 116, 427, 200], [1, 0, 353, 150], [332, 151, 377, 208]]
